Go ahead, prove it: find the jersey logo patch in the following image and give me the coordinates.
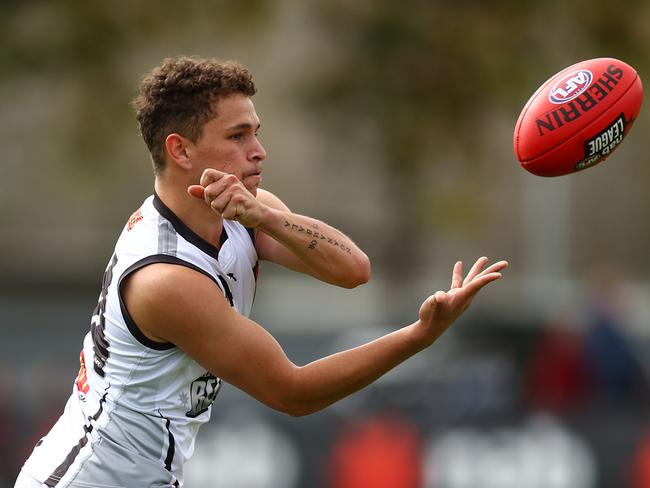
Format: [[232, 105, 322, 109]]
[[185, 372, 222, 418], [75, 350, 90, 397], [127, 208, 143, 231]]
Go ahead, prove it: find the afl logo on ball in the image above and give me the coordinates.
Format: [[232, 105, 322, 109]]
[[548, 69, 593, 104]]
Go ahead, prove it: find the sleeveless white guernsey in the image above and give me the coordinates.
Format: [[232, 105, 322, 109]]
[[20, 194, 258, 487]]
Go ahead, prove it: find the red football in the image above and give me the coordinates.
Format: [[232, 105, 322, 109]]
[[514, 58, 643, 176]]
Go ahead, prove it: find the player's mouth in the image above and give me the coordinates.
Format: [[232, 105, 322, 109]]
[[245, 168, 263, 185]]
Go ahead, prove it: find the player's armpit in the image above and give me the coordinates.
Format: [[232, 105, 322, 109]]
[[121, 263, 303, 415]]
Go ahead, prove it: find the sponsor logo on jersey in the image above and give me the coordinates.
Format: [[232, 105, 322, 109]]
[[575, 113, 627, 170], [186, 372, 222, 418], [127, 208, 143, 231], [75, 350, 90, 396], [549, 69, 593, 104], [536, 64, 624, 136]]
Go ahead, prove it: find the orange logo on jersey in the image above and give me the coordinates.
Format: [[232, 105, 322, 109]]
[[127, 208, 143, 231], [75, 350, 90, 395]]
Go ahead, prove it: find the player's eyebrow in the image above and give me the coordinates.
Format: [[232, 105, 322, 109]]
[[226, 122, 261, 131]]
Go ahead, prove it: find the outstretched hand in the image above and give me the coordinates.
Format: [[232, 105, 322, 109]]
[[417, 257, 508, 344]]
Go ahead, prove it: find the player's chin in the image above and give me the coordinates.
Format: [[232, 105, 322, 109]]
[[244, 174, 262, 194]]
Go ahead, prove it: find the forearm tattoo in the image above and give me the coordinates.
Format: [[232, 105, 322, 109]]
[[284, 220, 352, 254]]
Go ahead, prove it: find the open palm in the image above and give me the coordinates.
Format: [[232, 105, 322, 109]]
[[418, 257, 508, 344]]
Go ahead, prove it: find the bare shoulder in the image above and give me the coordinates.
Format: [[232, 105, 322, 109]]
[[122, 262, 221, 310], [121, 263, 234, 344]]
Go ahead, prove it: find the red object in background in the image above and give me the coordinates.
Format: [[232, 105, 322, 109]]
[[631, 430, 650, 488], [525, 325, 592, 411], [514, 57, 643, 176], [327, 413, 422, 488]]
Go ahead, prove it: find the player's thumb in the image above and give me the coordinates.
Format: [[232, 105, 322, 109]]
[[419, 292, 444, 321], [187, 185, 205, 199]]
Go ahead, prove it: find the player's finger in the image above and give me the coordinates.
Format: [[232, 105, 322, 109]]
[[187, 185, 205, 199], [462, 271, 503, 297], [222, 200, 246, 221], [209, 192, 234, 215], [203, 177, 236, 205], [199, 168, 228, 188], [450, 261, 463, 289], [462, 256, 489, 286], [475, 260, 509, 279]]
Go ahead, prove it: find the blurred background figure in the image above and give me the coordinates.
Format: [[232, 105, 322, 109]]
[[525, 315, 593, 412], [581, 264, 649, 404], [525, 264, 649, 412]]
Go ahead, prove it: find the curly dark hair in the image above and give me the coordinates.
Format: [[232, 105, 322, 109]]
[[132, 56, 257, 174]]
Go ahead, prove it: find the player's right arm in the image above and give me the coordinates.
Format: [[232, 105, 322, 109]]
[[122, 257, 507, 417]]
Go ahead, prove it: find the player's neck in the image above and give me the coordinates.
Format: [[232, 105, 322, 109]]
[[154, 179, 224, 248]]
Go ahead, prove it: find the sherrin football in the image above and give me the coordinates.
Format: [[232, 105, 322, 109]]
[[514, 58, 643, 177]]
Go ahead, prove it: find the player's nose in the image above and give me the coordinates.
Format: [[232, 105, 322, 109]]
[[250, 137, 266, 162]]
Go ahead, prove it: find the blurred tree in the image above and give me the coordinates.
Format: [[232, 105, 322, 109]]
[[0, 0, 272, 177], [0, 1, 274, 285]]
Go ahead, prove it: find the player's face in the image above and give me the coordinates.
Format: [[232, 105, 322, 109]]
[[192, 94, 266, 195]]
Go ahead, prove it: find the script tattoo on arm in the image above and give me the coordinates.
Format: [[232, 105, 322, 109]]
[[284, 220, 352, 254]]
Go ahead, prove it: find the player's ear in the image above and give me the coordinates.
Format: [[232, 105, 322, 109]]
[[165, 133, 192, 170]]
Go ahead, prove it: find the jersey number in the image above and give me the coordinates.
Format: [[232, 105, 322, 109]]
[[90, 254, 118, 378]]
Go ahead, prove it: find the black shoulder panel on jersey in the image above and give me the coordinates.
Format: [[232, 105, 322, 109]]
[[153, 192, 228, 260], [118, 254, 229, 350]]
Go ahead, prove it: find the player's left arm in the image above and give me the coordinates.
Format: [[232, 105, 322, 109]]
[[189, 169, 371, 288], [254, 189, 371, 288]]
